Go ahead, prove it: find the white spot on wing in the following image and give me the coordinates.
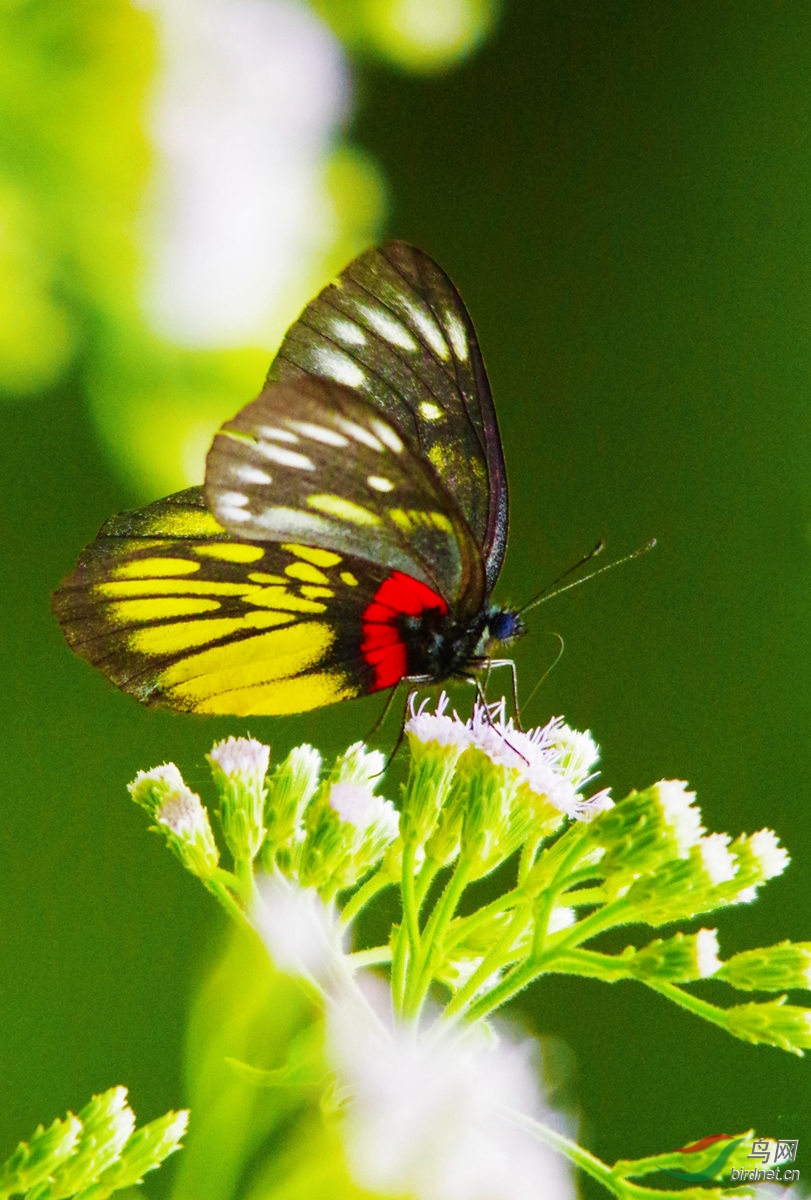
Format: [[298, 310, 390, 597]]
[[256, 425, 299, 444], [358, 303, 418, 351], [402, 298, 449, 360], [312, 346, 366, 388], [220, 504, 252, 523], [367, 475, 394, 492], [445, 310, 469, 361], [251, 505, 337, 539], [289, 420, 350, 447], [255, 443, 315, 470], [237, 465, 272, 485], [219, 491, 249, 507], [335, 418, 383, 451], [370, 419, 403, 453], [419, 400, 444, 422], [331, 317, 367, 346]]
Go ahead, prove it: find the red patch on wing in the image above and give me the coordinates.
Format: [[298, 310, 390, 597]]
[[360, 571, 448, 690]]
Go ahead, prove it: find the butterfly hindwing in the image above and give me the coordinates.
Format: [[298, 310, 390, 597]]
[[266, 242, 508, 593], [52, 487, 436, 716], [205, 374, 485, 614]]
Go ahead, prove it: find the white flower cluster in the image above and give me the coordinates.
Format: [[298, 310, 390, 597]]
[[408, 693, 610, 823]]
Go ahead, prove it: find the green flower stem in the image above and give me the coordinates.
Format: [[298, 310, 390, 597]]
[[558, 884, 611, 907], [505, 1108, 656, 1200], [340, 868, 389, 926], [444, 885, 524, 950], [401, 837, 422, 955], [548, 947, 633, 981], [463, 953, 550, 1023], [235, 857, 259, 908], [467, 894, 637, 1020], [404, 856, 473, 1019], [529, 882, 560, 959], [525, 820, 592, 899], [518, 830, 543, 884], [643, 978, 734, 1031], [204, 868, 253, 928], [538, 894, 631, 958], [414, 855, 443, 908], [390, 838, 424, 1013], [391, 921, 409, 1012], [443, 900, 533, 1021], [347, 945, 392, 969]]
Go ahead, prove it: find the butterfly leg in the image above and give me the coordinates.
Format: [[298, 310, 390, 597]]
[[481, 658, 522, 729], [472, 675, 529, 765], [364, 682, 414, 773]]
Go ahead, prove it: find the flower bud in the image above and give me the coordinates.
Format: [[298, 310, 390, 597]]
[[263, 743, 321, 868], [402, 693, 471, 847], [129, 765, 219, 879], [591, 781, 704, 882], [298, 774, 399, 895], [718, 941, 811, 992], [726, 998, 811, 1054], [624, 929, 721, 983], [208, 736, 270, 862]]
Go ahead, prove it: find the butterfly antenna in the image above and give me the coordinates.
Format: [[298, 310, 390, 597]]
[[517, 538, 656, 618], [520, 631, 565, 715]]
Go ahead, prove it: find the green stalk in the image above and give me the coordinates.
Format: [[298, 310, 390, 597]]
[[404, 855, 473, 1019], [340, 868, 389, 926], [443, 899, 533, 1021], [505, 1109, 653, 1200]]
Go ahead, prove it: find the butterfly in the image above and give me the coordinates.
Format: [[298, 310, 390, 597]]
[[53, 242, 525, 716]]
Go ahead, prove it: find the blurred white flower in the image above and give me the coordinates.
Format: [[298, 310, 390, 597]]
[[139, 0, 350, 345], [326, 984, 574, 1200], [254, 874, 344, 984]]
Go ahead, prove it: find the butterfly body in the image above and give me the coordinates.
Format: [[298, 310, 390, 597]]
[[54, 243, 523, 716]]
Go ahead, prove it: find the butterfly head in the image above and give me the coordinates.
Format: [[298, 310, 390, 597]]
[[478, 607, 525, 659]]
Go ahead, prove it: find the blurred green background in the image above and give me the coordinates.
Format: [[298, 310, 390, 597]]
[[2, 0, 809, 1194]]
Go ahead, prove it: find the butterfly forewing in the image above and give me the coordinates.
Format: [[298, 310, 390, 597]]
[[51, 488, 418, 716], [266, 241, 508, 593], [53, 243, 516, 718], [205, 375, 485, 614]]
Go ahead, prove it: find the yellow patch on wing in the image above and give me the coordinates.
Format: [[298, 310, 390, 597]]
[[300, 585, 334, 599], [284, 561, 329, 585], [109, 597, 220, 624], [282, 543, 342, 567], [159, 621, 335, 704], [248, 572, 287, 584], [427, 444, 449, 473], [191, 671, 355, 716], [129, 610, 294, 655], [139, 508, 224, 538], [340, 571, 358, 587], [97, 578, 255, 598], [306, 494, 381, 526], [112, 557, 201, 579], [387, 508, 453, 534], [192, 542, 265, 563], [249, 586, 328, 613]]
